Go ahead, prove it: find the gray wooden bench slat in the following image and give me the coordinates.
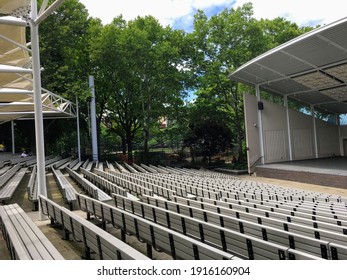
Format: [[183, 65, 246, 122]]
[[39, 195, 149, 260], [66, 167, 112, 202], [0, 168, 27, 202], [0, 204, 64, 260], [76, 193, 238, 260], [113, 193, 325, 260], [52, 167, 78, 210], [0, 206, 31, 260]]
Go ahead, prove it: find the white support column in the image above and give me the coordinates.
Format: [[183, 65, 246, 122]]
[[89, 75, 98, 162], [31, 0, 47, 220], [11, 121, 15, 154], [284, 96, 293, 161], [256, 85, 265, 164], [76, 97, 81, 162], [311, 105, 319, 158]]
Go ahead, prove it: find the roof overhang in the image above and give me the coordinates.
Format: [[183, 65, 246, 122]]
[[0, 0, 75, 124], [229, 17, 347, 114]]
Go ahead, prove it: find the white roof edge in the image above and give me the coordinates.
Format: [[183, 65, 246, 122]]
[[0, 64, 32, 73], [0, 88, 32, 94], [229, 17, 347, 79], [0, 16, 27, 26]]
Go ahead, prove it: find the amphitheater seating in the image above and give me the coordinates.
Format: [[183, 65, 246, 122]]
[[46, 157, 71, 170], [140, 164, 158, 173], [112, 193, 325, 260], [94, 168, 175, 199], [106, 160, 116, 171], [123, 162, 138, 173], [0, 165, 11, 176], [86, 164, 347, 259], [132, 163, 148, 173], [0, 163, 21, 188], [141, 194, 347, 259], [1, 159, 346, 260], [27, 165, 38, 210], [76, 193, 240, 260], [72, 160, 85, 171], [66, 167, 112, 202], [0, 203, 64, 260], [171, 195, 347, 238], [80, 168, 127, 197], [9, 155, 35, 166], [0, 167, 27, 204], [39, 195, 149, 260], [85, 161, 94, 171], [52, 167, 78, 210], [114, 162, 129, 173]]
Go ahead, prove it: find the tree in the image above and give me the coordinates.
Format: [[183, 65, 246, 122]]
[[90, 16, 191, 162], [189, 2, 313, 164], [37, 0, 95, 156], [126, 16, 191, 163], [183, 100, 232, 163]]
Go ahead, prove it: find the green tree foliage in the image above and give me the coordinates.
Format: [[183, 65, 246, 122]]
[[187, 2, 313, 164], [90, 15, 191, 162], [183, 100, 232, 163], [36, 0, 94, 156], [39, 0, 91, 99], [34, 0, 314, 164]]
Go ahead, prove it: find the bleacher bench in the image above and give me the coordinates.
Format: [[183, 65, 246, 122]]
[[0, 203, 64, 260], [52, 167, 78, 210], [39, 195, 149, 260], [66, 167, 112, 202], [76, 193, 242, 260], [0, 168, 27, 204], [27, 165, 38, 211]]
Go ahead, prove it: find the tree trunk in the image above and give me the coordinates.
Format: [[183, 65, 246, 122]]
[[121, 136, 126, 155], [143, 127, 150, 164], [189, 147, 195, 163], [127, 138, 133, 163]]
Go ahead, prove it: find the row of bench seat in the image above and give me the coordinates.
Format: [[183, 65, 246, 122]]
[[39, 194, 150, 260], [0, 203, 64, 260], [111, 193, 329, 260], [0, 167, 27, 204], [27, 165, 39, 210], [76, 193, 239, 260], [52, 167, 78, 210], [82, 166, 347, 259], [80, 168, 127, 197], [66, 167, 112, 202], [138, 194, 347, 259]]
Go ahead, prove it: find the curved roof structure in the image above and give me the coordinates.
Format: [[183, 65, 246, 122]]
[[0, 0, 75, 124], [229, 17, 347, 114]]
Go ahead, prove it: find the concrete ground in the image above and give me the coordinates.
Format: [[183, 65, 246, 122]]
[[1, 169, 347, 260]]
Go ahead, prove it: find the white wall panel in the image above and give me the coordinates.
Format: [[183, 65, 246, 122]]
[[264, 129, 287, 162], [292, 128, 313, 159]]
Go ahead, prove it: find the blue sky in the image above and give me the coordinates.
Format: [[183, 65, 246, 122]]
[[171, 4, 230, 32], [79, 0, 347, 31]]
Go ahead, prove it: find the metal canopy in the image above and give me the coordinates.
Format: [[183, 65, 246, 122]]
[[229, 17, 347, 114], [1, 0, 73, 220], [0, 2, 75, 124]]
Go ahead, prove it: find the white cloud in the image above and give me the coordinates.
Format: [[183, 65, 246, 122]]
[[79, 0, 347, 28], [235, 0, 347, 26], [79, 0, 233, 26]]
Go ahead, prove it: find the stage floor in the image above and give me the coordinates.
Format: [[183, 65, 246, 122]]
[[255, 157, 347, 188]]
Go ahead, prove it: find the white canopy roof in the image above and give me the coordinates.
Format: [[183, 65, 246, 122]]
[[0, 0, 75, 124], [229, 17, 347, 114]]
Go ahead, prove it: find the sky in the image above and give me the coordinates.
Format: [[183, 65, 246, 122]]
[[78, 0, 347, 31]]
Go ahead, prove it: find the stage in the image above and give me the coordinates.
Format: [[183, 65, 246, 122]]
[[255, 157, 347, 189]]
